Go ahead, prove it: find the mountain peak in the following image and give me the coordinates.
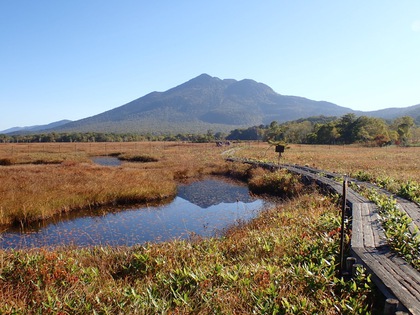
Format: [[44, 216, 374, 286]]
[[184, 73, 221, 86], [196, 73, 213, 80]]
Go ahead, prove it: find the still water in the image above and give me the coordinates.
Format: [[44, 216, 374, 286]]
[[0, 178, 274, 249], [91, 156, 122, 166]]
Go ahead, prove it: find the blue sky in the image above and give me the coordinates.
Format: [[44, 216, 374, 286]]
[[1, 1, 420, 130]]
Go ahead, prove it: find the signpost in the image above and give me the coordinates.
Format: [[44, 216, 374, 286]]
[[275, 145, 285, 164]]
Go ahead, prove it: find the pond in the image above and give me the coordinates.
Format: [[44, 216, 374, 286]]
[[0, 178, 275, 249], [91, 156, 122, 166]]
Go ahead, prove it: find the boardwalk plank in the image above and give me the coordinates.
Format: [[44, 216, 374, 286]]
[[397, 201, 420, 231], [366, 203, 387, 248], [351, 203, 364, 248], [361, 203, 375, 248], [353, 248, 420, 314]]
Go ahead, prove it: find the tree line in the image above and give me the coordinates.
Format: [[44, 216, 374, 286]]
[[0, 131, 226, 144], [226, 114, 419, 146], [0, 114, 418, 146]]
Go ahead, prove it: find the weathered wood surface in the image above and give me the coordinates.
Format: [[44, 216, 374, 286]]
[[227, 158, 420, 314], [352, 247, 420, 314], [397, 200, 420, 235]]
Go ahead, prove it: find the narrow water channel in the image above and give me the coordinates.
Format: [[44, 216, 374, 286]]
[[0, 178, 275, 249]]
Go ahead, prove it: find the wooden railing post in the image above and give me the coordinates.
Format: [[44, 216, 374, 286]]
[[340, 177, 348, 276]]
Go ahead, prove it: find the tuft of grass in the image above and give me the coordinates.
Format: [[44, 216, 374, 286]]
[[247, 167, 305, 198], [118, 154, 159, 163], [398, 180, 420, 204]]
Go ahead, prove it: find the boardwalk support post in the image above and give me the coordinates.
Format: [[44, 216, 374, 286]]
[[383, 298, 399, 315], [346, 257, 357, 274]]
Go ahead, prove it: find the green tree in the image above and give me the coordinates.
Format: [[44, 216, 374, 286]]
[[284, 121, 313, 143], [265, 121, 285, 142], [315, 122, 340, 144], [353, 116, 390, 145], [337, 113, 357, 144], [392, 116, 415, 146]]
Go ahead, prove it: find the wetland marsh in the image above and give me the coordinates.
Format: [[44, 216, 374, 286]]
[[0, 141, 418, 314], [1, 178, 273, 248]]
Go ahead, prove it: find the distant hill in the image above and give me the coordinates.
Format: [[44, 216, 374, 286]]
[[367, 104, 420, 124], [1, 120, 72, 135], [48, 74, 358, 134], [4, 74, 419, 135]]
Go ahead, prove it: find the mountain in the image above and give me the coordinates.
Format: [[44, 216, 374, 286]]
[[49, 74, 357, 134], [5, 74, 419, 135], [1, 120, 72, 135], [367, 104, 420, 124]]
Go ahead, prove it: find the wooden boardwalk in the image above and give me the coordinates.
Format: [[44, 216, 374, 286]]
[[227, 158, 420, 314]]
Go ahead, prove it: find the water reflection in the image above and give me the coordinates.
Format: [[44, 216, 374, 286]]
[[177, 178, 253, 208], [0, 178, 274, 249], [91, 156, 122, 166]]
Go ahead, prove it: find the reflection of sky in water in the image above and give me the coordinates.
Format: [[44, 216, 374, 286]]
[[0, 179, 273, 249], [91, 156, 122, 166]]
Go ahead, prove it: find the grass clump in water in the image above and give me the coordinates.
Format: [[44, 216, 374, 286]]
[[247, 167, 305, 198], [118, 154, 159, 163]]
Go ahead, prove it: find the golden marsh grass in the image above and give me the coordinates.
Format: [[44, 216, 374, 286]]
[[0, 142, 229, 226], [235, 142, 420, 183], [0, 141, 418, 227]]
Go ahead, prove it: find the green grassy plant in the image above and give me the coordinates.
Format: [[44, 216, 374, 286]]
[[398, 180, 420, 204], [352, 170, 420, 204]]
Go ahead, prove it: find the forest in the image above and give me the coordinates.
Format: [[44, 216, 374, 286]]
[[0, 114, 418, 146], [227, 114, 420, 146]]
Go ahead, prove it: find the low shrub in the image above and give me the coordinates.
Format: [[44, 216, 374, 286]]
[[248, 167, 305, 198]]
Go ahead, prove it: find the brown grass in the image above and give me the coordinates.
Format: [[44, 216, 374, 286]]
[[0, 142, 230, 226], [0, 163, 176, 225], [1, 141, 418, 227], [233, 142, 420, 183]]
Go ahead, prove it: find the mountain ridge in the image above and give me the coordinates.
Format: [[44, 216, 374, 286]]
[[2, 74, 419, 134], [0, 120, 72, 134]]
